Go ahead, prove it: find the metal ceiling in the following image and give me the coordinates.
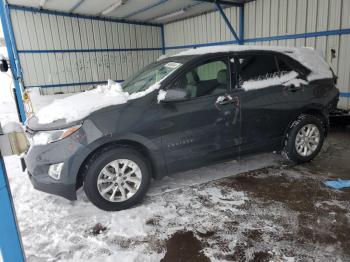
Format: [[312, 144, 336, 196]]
[[7, 0, 252, 25]]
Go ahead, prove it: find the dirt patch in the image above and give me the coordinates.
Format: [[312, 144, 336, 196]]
[[161, 231, 210, 262], [305, 126, 350, 179], [145, 216, 162, 226], [220, 167, 350, 258], [87, 223, 108, 236]]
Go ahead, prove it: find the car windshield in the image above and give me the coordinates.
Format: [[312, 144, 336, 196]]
[[122, 61, 182, 94]]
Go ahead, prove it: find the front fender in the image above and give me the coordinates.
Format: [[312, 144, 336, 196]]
[[68, 130, 167, 186]]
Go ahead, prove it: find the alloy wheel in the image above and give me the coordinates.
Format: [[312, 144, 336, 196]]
[[295, 124, 320, 157], [97, 159, 142, 202]]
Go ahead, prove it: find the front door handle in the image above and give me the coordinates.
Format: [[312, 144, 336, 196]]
[[216, 95, 233, 105], [216, 95, 240, 107]]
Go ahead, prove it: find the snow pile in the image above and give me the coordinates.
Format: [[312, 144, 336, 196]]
[[283, 78, 308, 88], [294, 47, 333, 81], [36, 80, 160, 124], [1, 121, 24, 133], [174, 45, 333, 81], [157, 89, 167, 103], [241, 71, 307, 91], [27, 87, 72, 113]]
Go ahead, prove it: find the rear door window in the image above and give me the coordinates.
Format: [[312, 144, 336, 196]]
[[237, 53, 300, 90], [238, 54, 279, 83]]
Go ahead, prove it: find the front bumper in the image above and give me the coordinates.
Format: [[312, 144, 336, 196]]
[[24, 119, 104, 201], [27, 170, 77, 200], [24, 129, 88, 201]]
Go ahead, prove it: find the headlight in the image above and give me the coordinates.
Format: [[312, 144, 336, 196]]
[[31, 124, 82, 145]]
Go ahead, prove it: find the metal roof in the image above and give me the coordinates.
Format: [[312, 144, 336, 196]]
[[7, 0, 252, 25]]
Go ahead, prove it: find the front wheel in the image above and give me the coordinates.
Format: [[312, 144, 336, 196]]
[[83, 147, 151, 211], [283, 114, 325, 163]]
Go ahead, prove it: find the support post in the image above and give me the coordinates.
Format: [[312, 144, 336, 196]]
[[0, 153, 25, 262], [161, 25, 166, 55], [239, 5, 244, 45], [0, 0, 26, 123], [215, 2, 241, 44]]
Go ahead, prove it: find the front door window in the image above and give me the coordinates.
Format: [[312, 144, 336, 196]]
[[171, 58, 230, 98]]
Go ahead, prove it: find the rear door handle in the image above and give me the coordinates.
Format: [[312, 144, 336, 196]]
[[287, 84, 303, 92]]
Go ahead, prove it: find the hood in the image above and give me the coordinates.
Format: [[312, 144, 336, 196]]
[[26, 115, 83, 131], [32, 80, 161, 129]]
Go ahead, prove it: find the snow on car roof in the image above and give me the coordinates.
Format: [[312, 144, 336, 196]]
[[173, 45, 333, 81]]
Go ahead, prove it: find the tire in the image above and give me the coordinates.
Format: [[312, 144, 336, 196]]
[[282, 114, 325, 163], [83, 147, 151, 211]]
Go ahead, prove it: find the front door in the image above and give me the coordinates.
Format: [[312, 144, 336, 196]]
[[159, 56, 241, 173]]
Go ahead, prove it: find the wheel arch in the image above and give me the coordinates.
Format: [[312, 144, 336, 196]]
[[283, 108, 329, 142], [75, 137, 166, 190]]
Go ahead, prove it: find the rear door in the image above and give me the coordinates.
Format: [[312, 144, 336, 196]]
[[159, 56, 241, 173], [234, 52, 310, 152]]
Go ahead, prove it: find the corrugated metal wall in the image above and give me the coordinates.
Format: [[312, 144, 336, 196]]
[[164, 0, 350, 110], [10, 8, 162, 95], [164, 6, 240, 56]]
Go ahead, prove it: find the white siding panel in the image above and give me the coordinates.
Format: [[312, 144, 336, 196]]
[[10, 9, 161, 95], [270, 0, 279, 46], [306, 0, 318, 47], [326, 0, 341, 74], [277, 0, 288, 46], [165, 6, 242, 53], [338, 0, 350, 109], [295, 0, 307, 47]]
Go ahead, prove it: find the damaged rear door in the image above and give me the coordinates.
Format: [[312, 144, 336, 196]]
[[234, 52, 310, 152]]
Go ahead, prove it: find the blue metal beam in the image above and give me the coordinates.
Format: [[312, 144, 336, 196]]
[[0, 0, 26, 123], [215, 2, 240, 44], [195, 0, 243, 7], [340, 92, 350, 98], [0, 154, 25, 262], [17, 47, 163, 54], [164, 28, 350, 50], [239, 5, 244, 45], [25, 80, 123, 89], [161, 25, 166, 55]]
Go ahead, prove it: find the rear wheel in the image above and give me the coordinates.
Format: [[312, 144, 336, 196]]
[[83, 147, 151, 211], [283, 114, 325, 163]]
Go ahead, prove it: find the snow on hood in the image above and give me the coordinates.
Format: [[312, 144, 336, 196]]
[[174, 45, 333, 81], [36, 80, 160, 125]]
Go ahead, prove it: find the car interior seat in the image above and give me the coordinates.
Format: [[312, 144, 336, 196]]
[[185, 71, 198, 98], [212, 69, 228, 95]]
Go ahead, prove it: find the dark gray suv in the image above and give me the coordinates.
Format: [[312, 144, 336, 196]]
[[24, 46, 339, 211]]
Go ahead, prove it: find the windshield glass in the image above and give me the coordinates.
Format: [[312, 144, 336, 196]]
[[122, 61, 182, 94]]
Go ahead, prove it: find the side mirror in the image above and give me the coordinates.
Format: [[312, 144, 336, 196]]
[[0, 58, 9, 72], [161, 88, 189, 103]]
